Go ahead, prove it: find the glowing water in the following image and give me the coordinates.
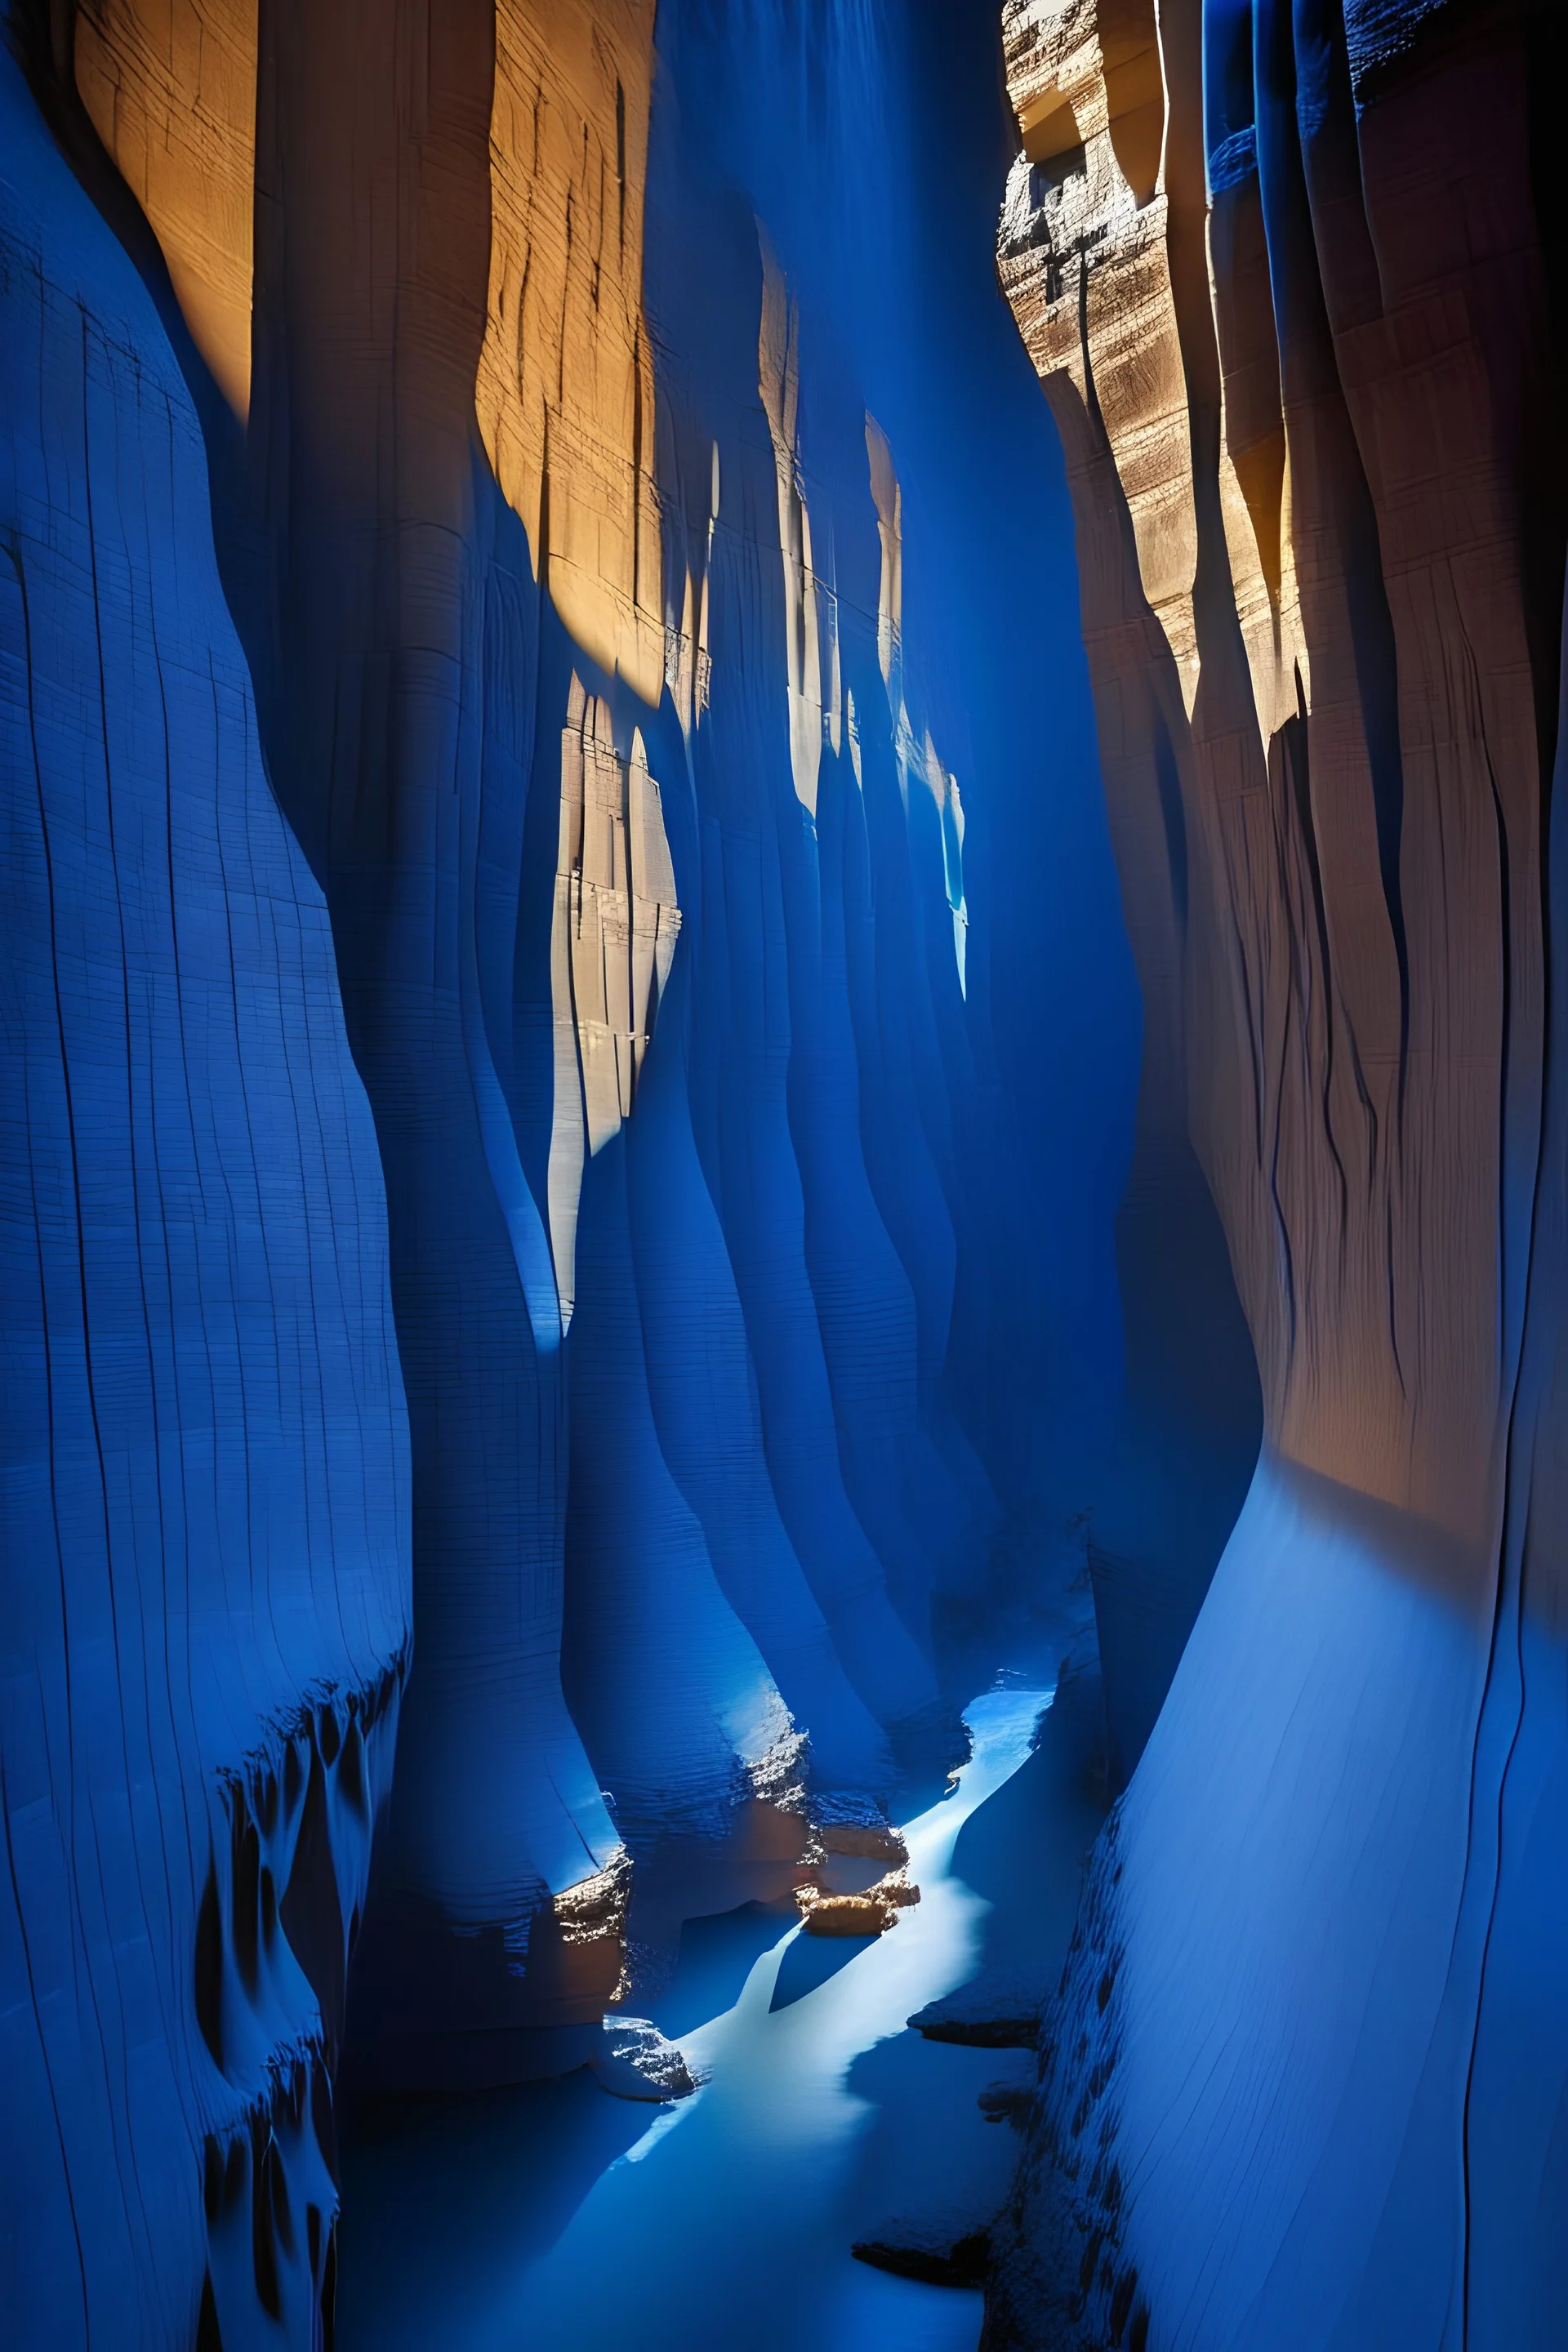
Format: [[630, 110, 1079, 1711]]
[[339, 1684, 1048, 2351]]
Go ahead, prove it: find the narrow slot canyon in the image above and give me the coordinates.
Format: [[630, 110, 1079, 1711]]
[[2, 1, 1565, 2347]]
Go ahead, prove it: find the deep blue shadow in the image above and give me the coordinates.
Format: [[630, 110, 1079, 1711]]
[[648, 1902, 795, 2038], [335, 2075, 652, 2352], [770, 1930, 874, 2012]]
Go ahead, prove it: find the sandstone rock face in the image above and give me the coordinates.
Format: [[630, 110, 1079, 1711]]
[[238, 0, 641, 2094], [1002, 0, 1264, 1787], [6, 2, 1132, 2338], [546, 679, 680, 1325], [0, 35, 408, 2347], [74, 0, 257, 416], [478, 0, 664, 707], [795, 1867, 920, 1936], [993, 0, 1568, 2341], [797, 1891, 892, 1940]]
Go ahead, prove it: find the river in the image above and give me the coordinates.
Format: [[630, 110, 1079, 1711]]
[[338, 1682, 1049, 2352]]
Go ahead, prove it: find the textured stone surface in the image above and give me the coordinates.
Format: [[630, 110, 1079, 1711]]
[[590, 2014, 701, 2101], [1000, 0, 1263, 1786], [8, 0, 1126, 2051], [546, 678, 679, 1323], [243, 0, 639, 2090], [75, 0, 256, 415], [2, 0, 1141, 2339], [478, 0, 664, 705], [991, 0, 1568, 2341], [797, 1891, 893, 1939], [0, 35, 408, 2345]]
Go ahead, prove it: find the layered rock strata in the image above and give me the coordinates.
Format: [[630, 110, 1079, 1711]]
[[993, 0, 1568, 2340], [2, 0, 1147, 2337], [6, 26, 1131, 2352], [1001, 0, 1263, 1785]]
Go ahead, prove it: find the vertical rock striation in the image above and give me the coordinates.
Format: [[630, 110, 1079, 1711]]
[[999, 0, 1263, 1787], [0, 29, 409, 2346], [243, 0, 639, 2090], [11, 0, 1132, 2142], [4, 0, 1141, 2336], [992, 0, 1568, 2339]]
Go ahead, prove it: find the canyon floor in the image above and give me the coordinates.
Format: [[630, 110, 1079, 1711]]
[[335, 1685, 1053, 2352]]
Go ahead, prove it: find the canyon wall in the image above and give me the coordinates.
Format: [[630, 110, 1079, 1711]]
[[3, 1, 1135, 2341], [0, 29, 410, 2347], [991, 0, 1568, 2340]]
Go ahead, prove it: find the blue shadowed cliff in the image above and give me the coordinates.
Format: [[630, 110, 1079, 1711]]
[[0, 35, 410, 2345], [644, 0, 1138, 1552], [7, 0, 1567, 2344]]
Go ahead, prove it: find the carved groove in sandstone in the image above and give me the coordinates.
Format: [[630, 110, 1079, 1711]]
[[759, 234, 831, 817], [548, 676, 680, 1324], [1000, 0, 1535, 1554], [194, 1667, 404, 2343], [4, 0, 1152, 2339], [991, 0, 1568, 2341]]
